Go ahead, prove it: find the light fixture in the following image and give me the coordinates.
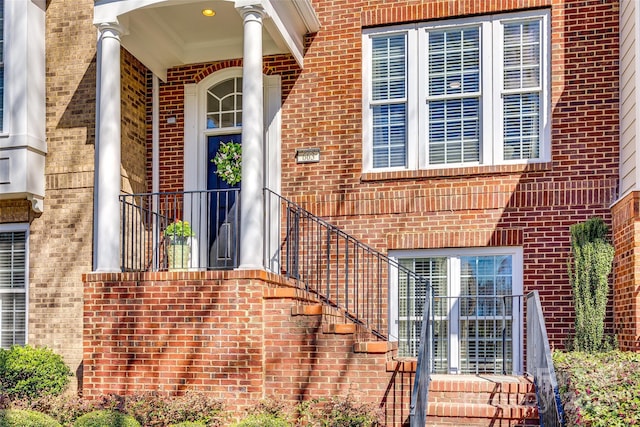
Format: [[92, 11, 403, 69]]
[[202, 8, 216, 17]]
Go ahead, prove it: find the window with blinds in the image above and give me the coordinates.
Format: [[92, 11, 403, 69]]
[[0, 228, 27, 349], [363, 10, 549, 171], [391, 249, 523, 374], [371, 34, 407, 168]]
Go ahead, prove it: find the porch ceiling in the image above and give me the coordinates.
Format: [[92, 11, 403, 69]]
[[94, 0, 320, 81]]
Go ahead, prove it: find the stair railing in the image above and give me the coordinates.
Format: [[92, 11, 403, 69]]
[[409, 292, 432, 427], [526, 290, 565, 427], [265, 189, 429, 340]]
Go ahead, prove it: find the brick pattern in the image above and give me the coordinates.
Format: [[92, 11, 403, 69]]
[[24, 0, 99, 387], [83, 270, 413, 425], [612, 191, 640, 350], [83, 270, 269, 408], [276, 0, 619, 349], [145, 0, 621, 351]]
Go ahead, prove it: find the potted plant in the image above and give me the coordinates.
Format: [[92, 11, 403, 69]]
[[164, 220, 195, 271], [211, 141, 241, 186]]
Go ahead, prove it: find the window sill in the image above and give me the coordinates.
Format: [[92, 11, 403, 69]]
[[361, 162, 552, 182]]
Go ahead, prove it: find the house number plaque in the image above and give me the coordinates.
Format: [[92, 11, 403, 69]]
[[296, 148, 320, 164]]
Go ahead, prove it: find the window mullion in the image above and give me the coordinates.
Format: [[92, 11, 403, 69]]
[[409, 27, 421, 170]]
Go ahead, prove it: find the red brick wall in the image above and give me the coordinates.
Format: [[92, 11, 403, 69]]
[[279, 0, 619, 349], [612, 191, 640, 351], [83, 271, 412, 424], [151, 0, 619, 349]]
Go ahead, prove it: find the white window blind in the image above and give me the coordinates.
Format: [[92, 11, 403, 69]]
[[502, 20, 541, 160], [0, 230, 27, 348], [427, 27, 481, 165], [371, 34, 407, 168]]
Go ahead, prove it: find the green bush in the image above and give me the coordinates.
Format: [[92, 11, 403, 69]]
[[17, 394, 97, 427], [231, 413, 291, 427], [73, 410, 140, 427], [568, 217, 615, 352], [298, 395, 383, 427], [124, 392, 225, 426], [554, 351, 640, 426], [170, 422, 207, 427], [0, 345, 71, 400], [0, 409, 62, 427]]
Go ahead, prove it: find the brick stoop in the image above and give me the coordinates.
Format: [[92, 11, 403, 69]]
[[426, 375, 539, 427]]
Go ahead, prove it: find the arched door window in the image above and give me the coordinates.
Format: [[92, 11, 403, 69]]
[[206, 77, 243, 129]]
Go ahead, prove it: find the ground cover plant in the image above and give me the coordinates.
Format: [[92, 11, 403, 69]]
[[553, 351, 640, 426], [0, 409, 62, 427]]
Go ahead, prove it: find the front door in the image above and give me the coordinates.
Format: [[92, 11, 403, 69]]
[[208, 134, 241, 269]]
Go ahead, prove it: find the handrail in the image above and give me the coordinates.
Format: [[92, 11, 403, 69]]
[[526, 291, 565, 427], [120, 189, 240, 271], [409, 293, 432, 427], [265, 189, 429, 340]]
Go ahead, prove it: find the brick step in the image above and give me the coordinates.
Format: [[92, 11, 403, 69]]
[[425, 375, 539, 427]]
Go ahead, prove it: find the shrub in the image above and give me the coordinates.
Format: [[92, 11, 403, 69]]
[[554, 351, 640, 426], [73, 410, 140, 427], [0, 345, 72, 400], [231, 413, 291, 427], [0, 409, 62, 427], [125, 392, 225, 426], [298, 394, 383, 427], [170, 422, 207, 427], [232, 398, 294, 427], [568, 217, 615, 352], [16, 394, 98, 427]]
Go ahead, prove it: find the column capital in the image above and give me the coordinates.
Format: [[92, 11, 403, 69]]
[[236, 4, 265, 22], [96, 22, 124, 38]]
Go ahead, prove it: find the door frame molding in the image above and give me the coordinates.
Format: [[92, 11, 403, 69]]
[[183, 67, 282, 270]]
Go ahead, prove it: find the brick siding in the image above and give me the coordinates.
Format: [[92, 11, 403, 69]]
[[153, 0, 620, 349], [83, 270, 411, 424]]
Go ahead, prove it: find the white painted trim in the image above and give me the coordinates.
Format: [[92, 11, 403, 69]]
[[0, 0, 46, 210], [183, 67, 282, 270]]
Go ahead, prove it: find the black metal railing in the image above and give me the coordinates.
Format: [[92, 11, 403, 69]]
[[409, 295, 432, 427], [265, 189, 429, 340], [527, 291, 565, 427], [120, 189, 240, 271]]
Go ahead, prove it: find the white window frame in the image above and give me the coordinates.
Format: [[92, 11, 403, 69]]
[[389, 246, 523, 374], [362, 9, 550, 172], [0, 222, 29, 349]]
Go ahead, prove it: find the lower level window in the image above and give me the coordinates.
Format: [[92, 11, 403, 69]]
[[391, 248, 523, 374], [0, 225, 27, 348]]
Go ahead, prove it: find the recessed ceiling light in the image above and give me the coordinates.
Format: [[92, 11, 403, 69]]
[[202, 9, 216, 17]]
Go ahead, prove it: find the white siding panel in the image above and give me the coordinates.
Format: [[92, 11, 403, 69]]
[[620, 0, 639, 195]]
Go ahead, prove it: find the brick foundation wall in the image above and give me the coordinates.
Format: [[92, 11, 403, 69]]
[[83, 271, 411, 424]]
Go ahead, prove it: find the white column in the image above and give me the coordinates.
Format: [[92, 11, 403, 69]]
[[238, 6, 265, 270], [94, 24, 122, 272]]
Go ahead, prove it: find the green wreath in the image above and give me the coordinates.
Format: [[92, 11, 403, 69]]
[[211, 141, 241, 185]]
